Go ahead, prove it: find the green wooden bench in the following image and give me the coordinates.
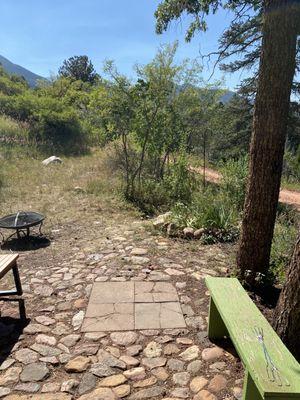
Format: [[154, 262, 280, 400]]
[[205, 277, 300, 400]]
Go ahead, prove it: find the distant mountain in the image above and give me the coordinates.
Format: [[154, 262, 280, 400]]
[[0, 54, 44, 87], [220, 90, 235, 104], [177, 84, 235, 105]]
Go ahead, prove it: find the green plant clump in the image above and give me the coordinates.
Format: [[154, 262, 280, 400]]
[[220, 155, 249, 211], [125, 157, 196, 215], [171, 188, 239, 243]]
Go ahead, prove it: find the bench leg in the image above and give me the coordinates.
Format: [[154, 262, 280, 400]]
[[242, 370, 263, 400], [18, 298, 27, 321], [207, 297, 228, 340], [12, 264, 23, 296]]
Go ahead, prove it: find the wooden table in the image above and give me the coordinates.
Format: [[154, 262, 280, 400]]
[[0, 253, 25, 319]]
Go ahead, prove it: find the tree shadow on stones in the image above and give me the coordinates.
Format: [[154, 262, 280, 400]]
[[1, 235, 51, 251], [0, 300, 30, 366], [254, 285, 281, 309]]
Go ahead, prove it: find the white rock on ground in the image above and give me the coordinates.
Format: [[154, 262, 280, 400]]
[[42, 156, 63, 166]]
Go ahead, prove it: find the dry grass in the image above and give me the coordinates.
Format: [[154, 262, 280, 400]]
[[0, 148, 139, 233], [0, 115, 29, 140]]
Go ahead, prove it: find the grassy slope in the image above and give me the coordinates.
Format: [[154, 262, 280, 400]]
[[0, 149, 137, 230]]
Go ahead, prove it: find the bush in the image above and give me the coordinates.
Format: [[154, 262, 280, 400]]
[[0, 66, 28, 96], [0, 90, 89, 155], [164, 157, 196, 205], [29, 108, 87, 155], [124, 158, 197, 215], [104, 141, 197, 213], [220, 155, 249, 211], [162, 156, 248, 243], [0, 115, 38, 159], [282, 149, 300, 188], [171, 189, 239, 243], [0, 92, 36, 121], [127, 179, 171, 215]]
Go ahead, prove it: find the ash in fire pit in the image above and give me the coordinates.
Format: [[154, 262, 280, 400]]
[[0, 211, 45, 242]]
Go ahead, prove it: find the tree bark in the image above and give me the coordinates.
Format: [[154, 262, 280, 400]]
[[237, 0, 300, 285], [273, 230, 300, 361]]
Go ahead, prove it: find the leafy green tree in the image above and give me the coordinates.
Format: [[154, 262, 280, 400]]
[[89, 70, 136, 194], [92, 43, 203, 203], [58, 55, 99, 84]]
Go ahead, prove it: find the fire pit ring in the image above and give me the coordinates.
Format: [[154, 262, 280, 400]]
[[0, 211, 45, 242]]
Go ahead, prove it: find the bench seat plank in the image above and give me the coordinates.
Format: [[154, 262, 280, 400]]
[[206, 277, 300, 398], [0, 254, 19, 279]]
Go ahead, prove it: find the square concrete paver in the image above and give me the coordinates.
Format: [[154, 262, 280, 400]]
[[135, 303, 161, 330], [134, 281, 179, 303], [82, 303, 134, 332], [135, 302, 186, 329], [88, 282, 134, 303], [159, 302, 186, 329], [82, 281, 186, 332]]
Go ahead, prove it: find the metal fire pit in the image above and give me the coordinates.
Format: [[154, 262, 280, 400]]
[[0, 211, 45, 242]]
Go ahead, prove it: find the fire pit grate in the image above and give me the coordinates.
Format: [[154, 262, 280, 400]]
[[0, 211, 45, 242]]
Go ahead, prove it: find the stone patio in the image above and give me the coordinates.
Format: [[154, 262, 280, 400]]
[[82, 282, 186, 332], [0, 214, 243, 400]]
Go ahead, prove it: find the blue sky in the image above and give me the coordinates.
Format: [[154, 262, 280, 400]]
[[0, 0, 249, 90]]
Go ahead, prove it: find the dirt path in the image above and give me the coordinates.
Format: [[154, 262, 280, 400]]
[[191, 166, 300, 210]]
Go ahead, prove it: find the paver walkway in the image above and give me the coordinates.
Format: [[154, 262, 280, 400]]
[[0, 210, 243, 400]]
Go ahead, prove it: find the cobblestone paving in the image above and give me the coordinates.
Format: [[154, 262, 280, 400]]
[[0, 211, 243, 400]]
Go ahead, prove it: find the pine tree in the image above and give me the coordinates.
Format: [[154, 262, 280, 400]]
[[155, 0, 300, 284]]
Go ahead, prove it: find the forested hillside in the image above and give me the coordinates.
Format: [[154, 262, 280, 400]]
[[0, 54, 44, 87], [1, 48, 300, 180]]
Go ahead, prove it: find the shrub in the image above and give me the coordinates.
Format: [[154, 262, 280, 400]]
[[171, 189, 239, 243], [0, 115, 37, 159], [29, 108, 87, 155], [0, 92, 36, 121], [164, 157, 196, 205], [220, 155, 249, 211], [127, 179, 171, 215], [104, 141, 197, 213], [0, 91, 89, 155], [124, 158, 197, 215], [0, 66, 28, 96], [164, 157, 247, 243], [282, 149, 300, 188]]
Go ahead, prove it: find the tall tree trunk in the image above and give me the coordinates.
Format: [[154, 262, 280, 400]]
[[273, 230, 300, 361], [237, 0, 299, 285]]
